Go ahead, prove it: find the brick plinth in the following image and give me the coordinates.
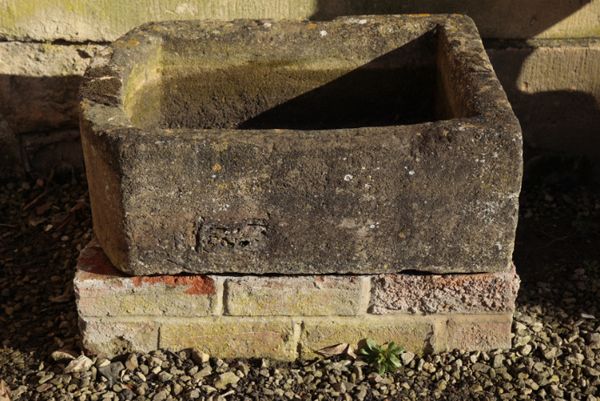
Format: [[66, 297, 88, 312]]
[[75, 240, 519, 359]]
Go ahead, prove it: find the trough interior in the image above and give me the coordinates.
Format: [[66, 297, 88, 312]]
[[125, 28, 472, 130]]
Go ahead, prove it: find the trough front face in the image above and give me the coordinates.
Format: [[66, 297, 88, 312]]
[[80, 16, 523, 276]]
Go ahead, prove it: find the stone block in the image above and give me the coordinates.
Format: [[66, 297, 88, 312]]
[[370, 266, 520, 314], [0, 42, 99, 177], [299, 315, 440, 358], [75, 240, 220, 317], [159, 317, 298, 360], [443, 313, 513, 351], [80, 317, 159, 358], [224, 276, 369, 316], [81, 16, 521, 276]]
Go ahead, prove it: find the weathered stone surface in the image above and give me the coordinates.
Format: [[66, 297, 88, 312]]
[[443, 313, 513, 351], [159, 317, 298, 360], [80, 317, 159, 357], [81, 16, 522, 275], [370, 265, 520, 314], [74, 240, 220, 317], [1, 0, 599, 42], [300, 316, 440, 358], [0, 42, 99, 77], [312, 1, 600, 40], [224, 276, 369, 316]]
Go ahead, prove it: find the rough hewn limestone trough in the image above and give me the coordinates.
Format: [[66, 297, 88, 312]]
[[78, 15, 522, 358], [80, 15, 522, 276]]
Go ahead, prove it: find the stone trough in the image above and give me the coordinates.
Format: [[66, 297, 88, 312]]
[[78, 15, 522, 358]]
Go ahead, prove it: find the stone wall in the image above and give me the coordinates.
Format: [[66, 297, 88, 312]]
[[1, 0, 599, 177]]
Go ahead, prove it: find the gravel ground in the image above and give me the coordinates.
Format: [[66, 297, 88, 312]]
[[1, 158, 600, 401]]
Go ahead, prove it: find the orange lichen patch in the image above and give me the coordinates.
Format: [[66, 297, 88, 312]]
[[132, 275, 216, 295], [78, 245, 126, 279]]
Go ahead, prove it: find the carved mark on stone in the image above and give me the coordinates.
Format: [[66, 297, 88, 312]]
[[195, 219, 268, 253]]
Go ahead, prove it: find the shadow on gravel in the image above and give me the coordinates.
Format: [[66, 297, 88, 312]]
[[0, 171, 91, 359], [514, 150, 600, 317]]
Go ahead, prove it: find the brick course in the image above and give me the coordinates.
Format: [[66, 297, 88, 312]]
[[75, 242, 220, 317], [160, 317, 298, 360], [300, 316, 439, 358], [444, 314, 513, 351], [370, 268, 520, 314], [79, 317, 159, 357], [224, 276, 369, 316], [76, 241, 518, 359]]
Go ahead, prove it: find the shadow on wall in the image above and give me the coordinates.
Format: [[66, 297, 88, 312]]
[[0, 74, 84, 177], [310, 0, 600, 165], [310, 0, 592, 38], [488, 47, 600, 166]]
